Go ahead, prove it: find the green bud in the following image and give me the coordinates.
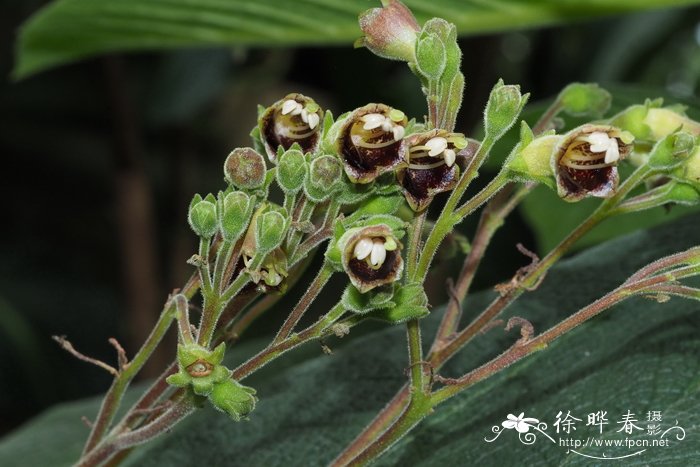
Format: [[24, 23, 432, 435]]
[[304, 155, 343, 202], [645, 108, 700, 140], [484, 79, 529, 140], [648, 132, 696, 170], [255, 211, 288, 253], [415, 33, 446, 81], [276, 149, 307, 193], [219, 191, 253, 242], [224, 148, 267, 190], [558, 83, 611, 118], [188, 195, 218, 239], [208, 379, 257, 421]]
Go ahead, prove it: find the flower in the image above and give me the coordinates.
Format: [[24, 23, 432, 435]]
[[259, 93, 323, 162], [357, 0, 420, 63], [397, 130, 477, 211], [340, 224, 403, 293], [502, 413, 540, 433], [553, 124, 634, 202], [337, 104, 408, 183]]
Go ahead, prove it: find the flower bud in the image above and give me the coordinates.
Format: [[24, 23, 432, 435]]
[[415, 33, 446, 81], [356, 0, 420, 63], [224, 148, 267, 190], [259, 93, 323, 162], [368, 282, 429, 323], [397, 130, 476, 211], [209, 379, 257, 422], [484, 79, 529, 140], [336, 104, 408, 183], [219, 191, 253, 242], [188, 194, 219, 239], [167, 342, 231, 396], [558, 83, 611, 118], [304, 155, 343, 202], [255, 210, 287, 254], [339, 224, 403, 293], [553, 124, 634, 202], [276, 149, 307, 194]]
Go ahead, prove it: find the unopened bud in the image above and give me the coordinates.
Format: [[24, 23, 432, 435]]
[[224, 148, 267, 190]]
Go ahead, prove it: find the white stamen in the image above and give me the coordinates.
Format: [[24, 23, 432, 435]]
[[444, 148, 456, 167], [425, 137, 448, 157], [381, 120, 394, 132], [392, 125, 405, 141], [604, 143, 620, 164], [354, 237, 373, 260], [370, 239, 387, 266], [362, 113, 386, 130], [307, 112, 320, 130], [281, 99, 300, 115], [300, 108, 309, 123]]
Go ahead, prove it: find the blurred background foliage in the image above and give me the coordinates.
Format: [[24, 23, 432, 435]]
[[1, 0, 699, 439]]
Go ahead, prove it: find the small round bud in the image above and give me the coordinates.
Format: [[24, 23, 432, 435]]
[[188, 195, 218, 239], [276, 149, 307, 193], [224, 148, 267, 190], [648, 132, 696, 170], [484, 79, 529, 140], [220, 191, 253, 242], [559, 83, 611, 118], [255, 211, 287, 253], [304, 155, 343, 202]]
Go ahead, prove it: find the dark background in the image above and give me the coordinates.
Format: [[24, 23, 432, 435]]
[[1, 0, 698, 436]]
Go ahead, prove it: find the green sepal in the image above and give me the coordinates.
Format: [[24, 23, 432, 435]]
[[165, 372, 190, 388], [483, 79, 530, 141], [504, 123, 559, 188], [344, 193, 406, 221], [218, 191, 254, 243], [188, 194, 219, 239], [341, 284, 396, 314], [647, 132, 696, 170], [558, 83, 611, 118], [208, 379, 258, 421], [255, 210, 288, 254], [367, 282, 429, 324], [343, 214, 407, 239], [276, 149, 307, 194], [671, 144, 700, 189], [303, 155, 343, 202], [415, 33, 446, 81]]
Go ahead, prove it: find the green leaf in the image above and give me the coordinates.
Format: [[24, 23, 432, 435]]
[[15, 0, 700, 79], [1, 215, 699, 465]]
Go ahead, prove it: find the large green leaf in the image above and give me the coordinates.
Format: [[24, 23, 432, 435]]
[[1, 214, 698, 465], [14, 0, 700, 79]]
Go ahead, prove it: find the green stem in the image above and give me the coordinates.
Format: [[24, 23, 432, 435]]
[[198, 237, 213, 295], [286, 197, 316, 257], [212, 240, 233, 294], [273, 263, 334, 344], [81, 299, 179, 454], [415, 168, 510, 281], [233, 302, 346, 380]]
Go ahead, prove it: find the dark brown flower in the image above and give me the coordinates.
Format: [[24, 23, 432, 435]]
[[337, 104, 407, 183], [554, 124, 634, 201], [259, 93, 323, 162], [397, 130, 476, 211], [340, 224, 403, 293]]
